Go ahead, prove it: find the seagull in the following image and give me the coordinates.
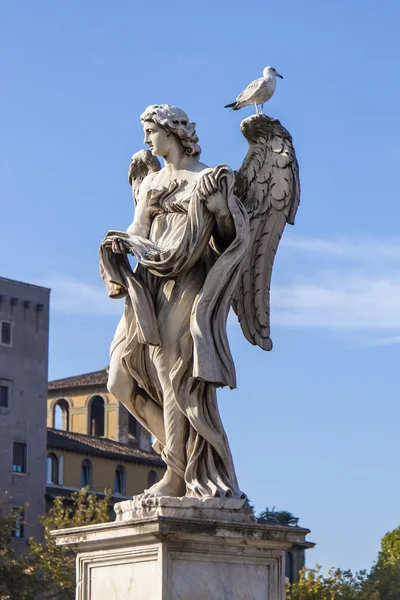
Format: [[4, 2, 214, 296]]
[[224, 66, 283, 114]]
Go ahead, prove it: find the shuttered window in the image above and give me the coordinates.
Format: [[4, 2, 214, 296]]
[[0, 384, 9, 407], [12, 442, 27, 473], [1, 321, 12, 346]]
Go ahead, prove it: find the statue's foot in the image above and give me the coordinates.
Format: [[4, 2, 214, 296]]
[[141, 468, 186, 498]]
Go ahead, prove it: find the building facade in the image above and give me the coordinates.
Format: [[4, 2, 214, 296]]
[[285, 542, 314, 583], [46, 428, 166, 507], [47, 369, 153, 448], [0, 277, 50, 542], [46, 369, 166, 505]]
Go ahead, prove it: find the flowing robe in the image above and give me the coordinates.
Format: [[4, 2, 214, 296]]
[[100, 165, 249, 497]]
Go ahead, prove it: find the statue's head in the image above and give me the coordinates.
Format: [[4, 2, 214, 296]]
[[140, 104, 201, 159]]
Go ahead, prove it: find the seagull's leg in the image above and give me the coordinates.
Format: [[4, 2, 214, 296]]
[[254, 102, 258, 114], [260, 103, 264, 115]]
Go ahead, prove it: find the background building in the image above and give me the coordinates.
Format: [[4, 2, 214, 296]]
[[46, 369, 166, 505], [285, 543, 314, 583], [0, 277, 50, 542], [0, 277, 164, 542]]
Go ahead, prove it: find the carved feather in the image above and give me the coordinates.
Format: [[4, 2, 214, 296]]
[[233, 114, 300, 350], [128, 149, 161, 205]]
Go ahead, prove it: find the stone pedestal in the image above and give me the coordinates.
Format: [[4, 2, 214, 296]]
[[52, 497, 312, 600]]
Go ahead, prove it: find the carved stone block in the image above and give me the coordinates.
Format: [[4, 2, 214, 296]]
[[53, 505, 312, 600]]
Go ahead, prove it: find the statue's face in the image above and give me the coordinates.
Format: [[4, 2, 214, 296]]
[[143, 121, 172, 157]]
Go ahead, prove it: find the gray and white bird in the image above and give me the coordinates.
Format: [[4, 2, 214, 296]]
[[224, 66, 283, 114]]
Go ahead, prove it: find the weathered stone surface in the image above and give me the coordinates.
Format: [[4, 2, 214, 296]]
[[114, 495, 255, 524], [53, 512, 311, 599], [100, 105, 300, 502], [86, 102, 304, 597]]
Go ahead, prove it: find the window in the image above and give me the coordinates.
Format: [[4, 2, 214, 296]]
[[81, 459, 92, 488], [0, 381, 11, 407], [128, 413, 138, 438], [89, 396, 105, 437], [285, 551, 294, 582], [46, 453, 58, 484], [147, 470, 158, 488], [58, 455, 64, 485], [114, 465, 126, 495], [11, 508, 25, 539], [1, 321, 12, 346], [53, 399, 70, 431], [12, 442, 27, 473]]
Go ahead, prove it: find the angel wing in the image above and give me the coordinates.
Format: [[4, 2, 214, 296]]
[[128, 149, 161, 205], [232, 114, 300, 351]]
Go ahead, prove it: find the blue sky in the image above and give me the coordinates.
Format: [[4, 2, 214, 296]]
[[1, 0, 400, 573]]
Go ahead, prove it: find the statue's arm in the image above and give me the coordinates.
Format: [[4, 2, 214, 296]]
[[126, 174, 153, 238], [103, 173, 160, 258], [211, 198, 236, 241]]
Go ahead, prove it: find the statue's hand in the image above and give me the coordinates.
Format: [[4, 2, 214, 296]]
[[199, 173, 228, 216], [103, 233, 161, 261], [103, 236, 131, 255], [198, 173, 235, 241]]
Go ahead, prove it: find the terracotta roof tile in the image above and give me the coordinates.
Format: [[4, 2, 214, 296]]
[[48, 369, 109, 391], [47, 428, 166, 468]]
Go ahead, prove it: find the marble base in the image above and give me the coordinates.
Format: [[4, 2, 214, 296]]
[[114, 494, 255, 524], [52, 498, 312, 600]]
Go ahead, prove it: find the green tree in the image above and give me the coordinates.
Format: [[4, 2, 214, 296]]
[[30, 487, 112, 599], [258, 506, 299, 526], [364, 525, 400, 600], [0, 497, 43, 600], [285, 524, 400, 600], [377, 525, 400, 569], [286, 565, 372, 600]]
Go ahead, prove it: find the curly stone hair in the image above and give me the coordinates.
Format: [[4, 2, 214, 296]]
[[140, 104, 202, 159]]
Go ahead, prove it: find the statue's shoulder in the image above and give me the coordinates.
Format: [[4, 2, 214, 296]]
[[133, 169, 161, 206], [142, 169, 160, 188]]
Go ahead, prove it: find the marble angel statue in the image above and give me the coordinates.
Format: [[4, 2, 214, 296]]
[[100, 104, 300, 499]]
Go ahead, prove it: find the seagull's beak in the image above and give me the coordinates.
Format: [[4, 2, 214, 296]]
[[276, 72, 283, 79]]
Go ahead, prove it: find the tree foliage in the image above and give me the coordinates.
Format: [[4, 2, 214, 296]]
[[258, 506, 299, 526], [0, 489, 112, 600], [287, 526, 400, 600], [256, 506, 400, 598], [30, 488, 112, 599], [0, 496, 43, 600], [366, 526, 400, 600], [286, 565, 374, 600]]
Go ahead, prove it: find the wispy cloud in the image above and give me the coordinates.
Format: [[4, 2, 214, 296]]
[[272, 274, 400, 331], [43, 276, 122, 317], [283, 234, 400, 263], [274, 235, 400, 344], [364, 335, 400, 347]]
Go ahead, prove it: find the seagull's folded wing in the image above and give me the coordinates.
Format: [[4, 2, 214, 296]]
[[236, 77, 264, 103]]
